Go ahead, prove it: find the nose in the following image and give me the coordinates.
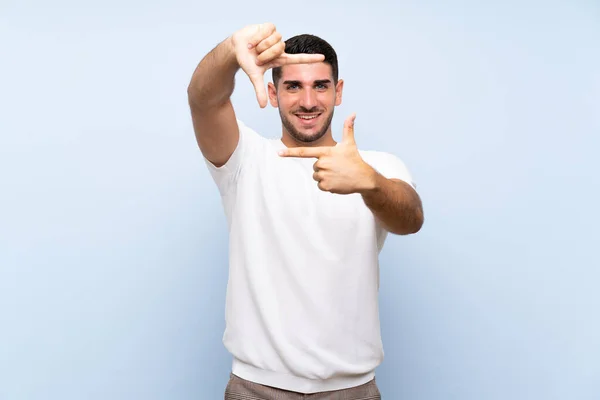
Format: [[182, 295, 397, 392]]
[[299, 87, 318, 110]]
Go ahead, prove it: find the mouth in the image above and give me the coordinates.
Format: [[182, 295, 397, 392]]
[[294, 112, 323, 126]]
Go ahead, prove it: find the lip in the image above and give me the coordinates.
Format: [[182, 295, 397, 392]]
[[294, 113, 322, 126]]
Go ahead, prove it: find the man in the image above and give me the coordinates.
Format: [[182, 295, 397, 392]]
[[187, 23, 424, 400]]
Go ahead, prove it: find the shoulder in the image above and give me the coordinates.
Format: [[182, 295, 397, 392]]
[[231, 119, 275, 157], [204, 119, 268, 174], [359, 149, 417, 190], [203, 119, 271, 195], [237, 119, 264, 143], [359, 149, 402, 164], [358, 149, 409, 171], [237, 119, 284, 154]]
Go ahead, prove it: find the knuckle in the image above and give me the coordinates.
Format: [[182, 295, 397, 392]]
[[258, 40, 273, 53], [257, 53, 271, 65], [256, 42, 266, 52], [271, 37, 281, 50]]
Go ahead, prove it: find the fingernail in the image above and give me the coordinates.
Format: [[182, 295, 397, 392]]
[[278, 150, 285, 156], [247, 43, 253, 49]]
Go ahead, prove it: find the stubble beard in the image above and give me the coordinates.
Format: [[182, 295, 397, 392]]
[[280, 109, 335, 144]]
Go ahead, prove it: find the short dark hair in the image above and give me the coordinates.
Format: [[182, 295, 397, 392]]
[[272, 34, 338, 87]]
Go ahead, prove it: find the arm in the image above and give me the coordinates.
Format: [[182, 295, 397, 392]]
[[278, 113, 424, 235], [187, 37, 239, 167], [187, 23, 326, 167], [360, 173, 424, 235]]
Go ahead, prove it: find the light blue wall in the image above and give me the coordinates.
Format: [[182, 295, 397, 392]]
[[1, 1, 598, 399]]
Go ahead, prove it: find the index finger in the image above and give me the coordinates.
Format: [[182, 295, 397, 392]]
[[278, 146, 330, 158], [275, 52, 325, 66]]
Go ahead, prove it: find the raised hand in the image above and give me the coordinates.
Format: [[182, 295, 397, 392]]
[[278, 113, 377, 195], [230, 23, 325, 108]]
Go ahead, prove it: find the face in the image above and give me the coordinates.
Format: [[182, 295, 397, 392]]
[[268, 62, 343, 144]]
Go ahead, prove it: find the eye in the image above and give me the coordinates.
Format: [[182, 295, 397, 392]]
[[286, 84, 300, 90], [315, 83, 328, 90]]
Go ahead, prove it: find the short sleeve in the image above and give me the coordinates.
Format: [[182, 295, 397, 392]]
[[361, 150, 419, 247], [203, 119, 262, 196], [363, 151, 418, 191]]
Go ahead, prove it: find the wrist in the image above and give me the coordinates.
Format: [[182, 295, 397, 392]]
[[356, 164, 379, 195], [223, 36, 240, 69]]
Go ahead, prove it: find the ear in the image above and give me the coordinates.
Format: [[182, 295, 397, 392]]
[[268, 82, 279, 108], [334, 79, 344, 106]]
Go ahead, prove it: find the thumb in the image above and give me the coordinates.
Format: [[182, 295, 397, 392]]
[[248, 72, 267, 108], [342, 112, 356, 143]]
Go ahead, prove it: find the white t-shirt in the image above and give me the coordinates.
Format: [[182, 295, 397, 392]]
[[204, 119, 417, 394]]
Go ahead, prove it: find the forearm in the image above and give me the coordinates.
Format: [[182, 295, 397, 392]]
[[187, 37, 239, 110], [361, 172, 424, 235]]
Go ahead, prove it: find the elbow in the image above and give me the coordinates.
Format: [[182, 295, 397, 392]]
[[187, 84, 197, 107], [389, 206, 424, 235], [406, 197, 425, 234], [187, 85, 228, 112], [411, 208, 425, 234], [187, 80, 209, 110], [187, 84, 201, 108]]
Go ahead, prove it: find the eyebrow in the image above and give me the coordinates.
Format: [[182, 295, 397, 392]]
[[282, 79, 332, 85]]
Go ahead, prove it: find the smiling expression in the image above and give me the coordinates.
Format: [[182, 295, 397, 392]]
[[269, 62, 344, 146]]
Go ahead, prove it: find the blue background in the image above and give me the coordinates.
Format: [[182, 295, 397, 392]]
[[1, 0, 598, 399]]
